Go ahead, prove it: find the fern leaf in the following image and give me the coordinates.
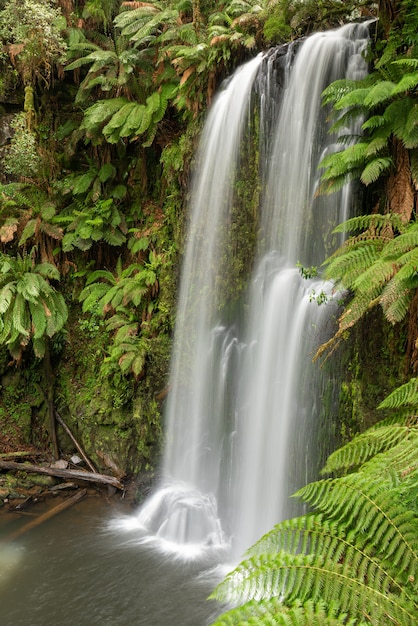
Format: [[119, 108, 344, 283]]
[[391, 71, 418, 96], [333, 87, 370, 110], [211, 597, 361, 625], [363, 80, 396, 108], [360, 157, 392, 185], [378, 378, 418, 410], [0, 283, 16, 314], [29, 300, 47, 340], [322, 425, 413, 474], [12, 292, 30, 337]]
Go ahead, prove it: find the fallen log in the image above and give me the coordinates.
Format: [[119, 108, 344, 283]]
[[3, 489, 87, 542], [0, 460, 124, 491]]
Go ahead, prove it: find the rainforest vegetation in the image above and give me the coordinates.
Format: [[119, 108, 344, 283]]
[[0, 0, 417, 623]]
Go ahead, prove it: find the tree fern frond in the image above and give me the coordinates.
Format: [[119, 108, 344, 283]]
[[383, 222, 418, 256], [361, 114, 387, 131], [296, 470, 418, 579], [378, 378, 418, 410], [352, 258, 396, 300], [391, 71, 418, 96], [213, 550, 416, 624], [324, 243, 382, 288], [332, 87, 370, 110], [360, 157, 392, 185], [330, 213, 404, 236], [363, 80, 396, 108], [321, 424, 413, 475], [211, 597, 363, 625], [381, 279, 413, 324]]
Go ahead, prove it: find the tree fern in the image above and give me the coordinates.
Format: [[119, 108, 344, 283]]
[[316, 214, 418, 359], [378, 378, 418, 410], [211, 416, 418, 625]]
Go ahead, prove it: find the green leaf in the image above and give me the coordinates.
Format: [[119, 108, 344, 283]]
[[360, 157, 392, 185]]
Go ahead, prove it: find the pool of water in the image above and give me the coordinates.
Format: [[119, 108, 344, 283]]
[[0, 496, 227, 626]]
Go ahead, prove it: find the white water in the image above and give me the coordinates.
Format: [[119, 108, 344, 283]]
[[128, 23, 370, 560]]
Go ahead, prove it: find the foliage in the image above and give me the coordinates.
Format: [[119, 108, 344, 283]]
[[0, 0, 67, 87], [0, 183, 63, 260], [262, 0, 372, 44], [314, 214, 418, 359], [211, 395, 418, 625], [79, 253, 162, 377], [2, 114, 42, 178], [0, 249, 68, 361], [319, 2, 418, 202]]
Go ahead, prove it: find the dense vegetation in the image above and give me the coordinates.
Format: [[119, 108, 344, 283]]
[[0, 0, 417, 621]]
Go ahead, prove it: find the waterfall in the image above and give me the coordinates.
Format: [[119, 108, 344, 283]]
[[132, 22, 370, 558]]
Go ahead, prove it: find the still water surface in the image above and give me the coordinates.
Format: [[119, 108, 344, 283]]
[[0, 497, 225, 626]]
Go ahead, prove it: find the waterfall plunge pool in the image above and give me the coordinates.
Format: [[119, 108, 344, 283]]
[[0, 497, 227, 626]]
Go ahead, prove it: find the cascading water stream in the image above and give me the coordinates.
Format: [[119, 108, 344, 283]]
[[125, 22, 371, 559]]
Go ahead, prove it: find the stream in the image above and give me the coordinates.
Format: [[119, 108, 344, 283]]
[[0, 497, 224, 626]]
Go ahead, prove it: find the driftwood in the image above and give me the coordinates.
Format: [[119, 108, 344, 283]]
[[0, 460, 124, 491], [55, 413, 97, 473], [3, 489, 87, 542]]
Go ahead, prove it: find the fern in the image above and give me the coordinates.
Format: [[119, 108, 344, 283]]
[[360, 156, 392, 185], [378, 378, 418, 410], [211, 403, 418, 626]]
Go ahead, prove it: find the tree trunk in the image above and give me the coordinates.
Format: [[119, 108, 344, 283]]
[[386, 137, 415, 223]]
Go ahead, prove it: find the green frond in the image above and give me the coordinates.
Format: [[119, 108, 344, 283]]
[[322, 424, 414, 475], [85, 269, 116, 285], [352, 257, 396, 300], [80, 98, 128, 133], [0, 283, 16, 314], [382, 280, 414, 323], [394, 247, 418, 281], [324, 242, 382, 289], [213, 549, 416, 624], [211, 597, 360, 625], [364, 136, 390, 156], [42, 290, 67, 336], [114, 5, 161, 33], [361, 114, 387, 131], [0, 307, 13, 343], [29, 300, 47, 340], [33, 263, 60, 282], [383, 222, 418, 256], [378, 378, 418, 410], [332, 87, 369, 111], [321, 78, 356, 106], [391, 71, 418, 96], [331, 213, 404, 236], [12, 292, 30, 338], [360, 157, 392, 185], [363, 80, 396, 108], [16, 272, 42, 303], [79, 283, 110, 313], [296, 470, 418, 581], [18, 219, 37, 246]]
